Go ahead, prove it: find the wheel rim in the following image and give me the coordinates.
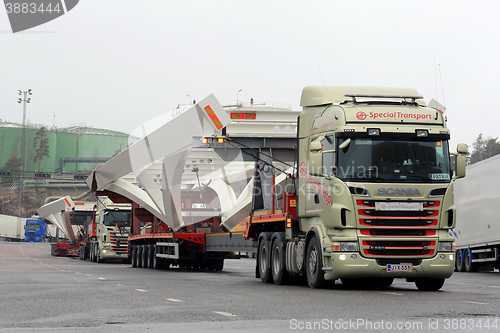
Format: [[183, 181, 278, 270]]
[[308, 246, 318, 278], [457, 251, 463, 270], [260, 244, 267, 274], [272, 245, 280, 274]]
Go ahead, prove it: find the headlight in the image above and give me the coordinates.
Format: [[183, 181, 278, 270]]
[[101, 245, 111, 251], [332, 242, 358, 252], [438, 242, 455, 252]]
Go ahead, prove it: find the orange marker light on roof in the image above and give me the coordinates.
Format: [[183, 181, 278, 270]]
[[201, 138, 208, 144], [217, 138, 224, 144], [437, 141, 442, 147]]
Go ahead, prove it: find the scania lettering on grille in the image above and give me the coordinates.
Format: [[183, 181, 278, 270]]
[[377, 187, 421, 196]]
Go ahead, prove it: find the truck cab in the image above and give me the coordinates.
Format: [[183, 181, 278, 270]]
[[89, 197, 131, 263]]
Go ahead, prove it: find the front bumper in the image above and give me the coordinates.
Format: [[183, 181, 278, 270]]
[[322, 252, 455, 280]]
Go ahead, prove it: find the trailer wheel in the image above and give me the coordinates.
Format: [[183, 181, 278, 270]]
[[152, 246, 162, 269], [306, 235, 326, 289], [465, 249, 479, 272], [136, 245, 143, 268], [455, 250, 465, 272], [131, 246, 137, 267], [271, 234, 289, 285], [141, 245, 149, 268], [415, 278, 445, 291], [258, 234, 273, 283], [148, 245, 155, 269], [79, 244, 85, 260]]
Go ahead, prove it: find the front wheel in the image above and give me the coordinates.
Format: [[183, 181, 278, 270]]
[[415, 278, 445, 291], [306, 236, 326, 288]]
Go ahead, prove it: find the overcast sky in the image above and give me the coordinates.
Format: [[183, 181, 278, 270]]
[[1, 0, 499, 150]]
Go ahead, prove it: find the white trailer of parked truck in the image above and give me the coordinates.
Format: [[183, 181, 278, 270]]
[[454, 154, 500, 272]]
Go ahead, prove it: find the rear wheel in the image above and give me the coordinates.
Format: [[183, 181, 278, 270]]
[[257, 235, 272, 283], [215, 259, 224, 271], [455, 250, 465, 272], [306, 235, 326, 288], [131, 246, 137, 267], [141, 245, 149, 268], [465, 249, 479, 272], [148, 245, 155, 269], [137, 245, 143, 268], [415, 278, 445, 291], [96, 245, 104, 263], [271, 235, 289, 285]]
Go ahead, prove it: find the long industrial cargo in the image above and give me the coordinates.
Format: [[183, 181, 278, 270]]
[[454, 154, 500, 272]]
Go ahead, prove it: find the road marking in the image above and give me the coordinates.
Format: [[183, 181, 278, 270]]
[[99, 277, 106, 280], [383, 292, 403, 296], [86, 274, 92, 277], [462, 301, 489, 305], [136, 289, 148, 292], [213, 311, 237, 317], [166, 298, 183, 302], [448, 282, 500, 289], [117, 284, 123, 286]]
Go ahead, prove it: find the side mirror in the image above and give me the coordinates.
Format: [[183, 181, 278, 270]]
[[457, 143, 468, 155], [454, 154, 466, 179], [310, 141, 322, 152]]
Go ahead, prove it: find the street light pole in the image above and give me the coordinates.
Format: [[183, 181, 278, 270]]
[[17, 89, 32, 217]]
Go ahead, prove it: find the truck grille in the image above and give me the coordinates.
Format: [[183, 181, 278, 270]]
[[357, 199, 440, 259], [110, 232, 128, 254]]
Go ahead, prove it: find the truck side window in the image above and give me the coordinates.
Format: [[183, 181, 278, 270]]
[[322, 136, 335, 176]]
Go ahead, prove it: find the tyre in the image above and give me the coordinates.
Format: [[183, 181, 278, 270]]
[[215, 259, 224, 271], [306, 235, 326, 288], [79, 244, 85, 260], [257, 234, 273, 283], [141, 245, 149, 268], [271, 234, 289, 285], [415, 278, 445, 291], [96, 245, 104, 263], [152, 246, 163, 269], [465, 249, 479, 272], [131, 246, 137, 268], [455, 250, 465, 272], [137, 245, 143, 268], [148, 245, 155, 269]]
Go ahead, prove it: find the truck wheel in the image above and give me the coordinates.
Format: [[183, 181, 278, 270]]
[[415, 278, 445, 291], [215, 259, 224, 271], [258, 235, 273, 283], [96, 246, 104, 263], [91, 243, 97, 262], [141, 245, 149, 268], [148, 245, 155, 269], [79, 244, 85, 260], [152, 247, 163, 269], [306, 236, 326, 288], [271, 235, 289, 285], [465, 249, 479, 272], [455, 250, 465, 272], [137, 245, 143, 268], [131, 246, 137, 268]]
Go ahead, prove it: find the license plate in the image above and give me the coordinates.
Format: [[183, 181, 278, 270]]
[[119, 254, 128, 258], [386, 263, 413, 272], [375, 202, 423, 211]]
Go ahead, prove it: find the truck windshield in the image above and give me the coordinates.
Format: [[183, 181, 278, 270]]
[[103, 210, 131, 228], [337, 137, 451, 182], [25, 224, 41, 231]]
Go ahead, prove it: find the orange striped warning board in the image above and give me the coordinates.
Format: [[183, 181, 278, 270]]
[[204, 105, 224, 130], [230, 113, 256, 119]]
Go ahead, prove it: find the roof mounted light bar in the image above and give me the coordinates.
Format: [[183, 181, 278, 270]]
[[344, 94, 423, 103]]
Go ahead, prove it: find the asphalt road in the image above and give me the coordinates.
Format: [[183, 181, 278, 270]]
[[1, 242, 499, 333]]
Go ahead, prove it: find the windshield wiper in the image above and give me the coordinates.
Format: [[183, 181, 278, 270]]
[[343, 176, 387, 182]]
